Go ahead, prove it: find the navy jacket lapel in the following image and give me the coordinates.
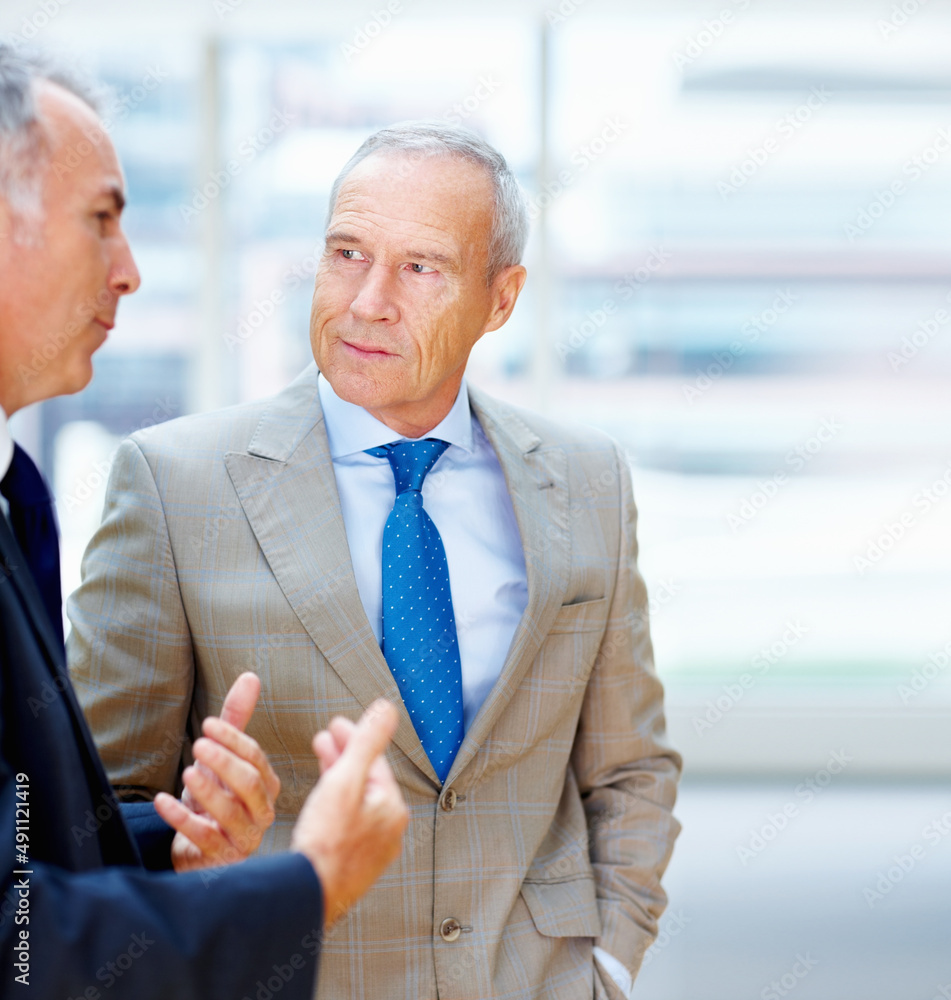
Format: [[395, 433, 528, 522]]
[[0, 514, 64, 673], [0, 515, 141, 866]]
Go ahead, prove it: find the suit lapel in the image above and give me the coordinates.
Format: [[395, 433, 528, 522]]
[[224, 366, 436, 777], [447, 388, 571, 780], [0, 514, 64, 673], [225, 369, 572, 784], [0, 514, 141, 864]]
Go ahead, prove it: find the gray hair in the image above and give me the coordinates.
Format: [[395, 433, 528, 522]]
[[326, 120, 529, 284], [0, 41, 104, 236]]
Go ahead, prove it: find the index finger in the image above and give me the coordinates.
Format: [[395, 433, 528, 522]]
[[201, 717, 281, 801], [218, 672, 261, 732], [330, 700, 399, 787]]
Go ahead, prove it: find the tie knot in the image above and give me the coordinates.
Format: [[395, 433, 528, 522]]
[[1, 444, 53, 510], [366, 438, 449, 495]]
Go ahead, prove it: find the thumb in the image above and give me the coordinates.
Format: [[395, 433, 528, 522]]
[[332, 700, 399, 787], [217, 671, 261, 732]]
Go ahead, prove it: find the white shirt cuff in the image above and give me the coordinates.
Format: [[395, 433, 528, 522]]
[[593, 946, 635, 999]]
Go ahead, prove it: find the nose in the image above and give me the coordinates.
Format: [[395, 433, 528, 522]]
[[110, 231, 141, 297], [349, 262, 399, 324]]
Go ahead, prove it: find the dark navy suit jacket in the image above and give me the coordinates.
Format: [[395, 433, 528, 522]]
[[0, 515, 323, 998]]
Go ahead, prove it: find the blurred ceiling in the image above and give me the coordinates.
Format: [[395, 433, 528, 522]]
[[3, 0, 946, 43]]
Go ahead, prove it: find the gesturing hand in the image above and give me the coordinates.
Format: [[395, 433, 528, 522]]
[[153, 672, 281, 872], [292, 699, 409, 928]]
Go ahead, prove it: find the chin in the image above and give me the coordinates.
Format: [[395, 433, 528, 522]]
[[57, 354, 97, 397], [325, 364, 396, 408]]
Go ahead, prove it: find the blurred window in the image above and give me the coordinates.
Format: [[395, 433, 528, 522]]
[[9, 7, 947, 743]]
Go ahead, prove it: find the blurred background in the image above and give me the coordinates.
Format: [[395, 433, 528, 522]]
[[2, 0, 949, 995]]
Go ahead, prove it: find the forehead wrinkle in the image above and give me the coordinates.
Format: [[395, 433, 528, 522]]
[[327, 206, 467, 271], [333, 200, 465, 242]]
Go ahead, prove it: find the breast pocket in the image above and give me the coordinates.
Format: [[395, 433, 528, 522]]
[[540, 597, 609, 685], [548, 597, 609, 635]]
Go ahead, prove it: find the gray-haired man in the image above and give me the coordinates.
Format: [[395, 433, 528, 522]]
[[0, 43, 407, 1000], [70, 121, 681, 999]]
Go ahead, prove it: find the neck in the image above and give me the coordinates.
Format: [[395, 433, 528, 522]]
[[0, 376, 21, 418], [366, 409, 449, 439], [365, 378, 464, 439]]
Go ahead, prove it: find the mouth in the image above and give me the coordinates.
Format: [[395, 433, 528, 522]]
[[341, 339, 396, 360], [94, 318, 115, 333]]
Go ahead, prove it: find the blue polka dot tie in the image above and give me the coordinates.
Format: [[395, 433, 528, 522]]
[[365, 439, 464, 782]]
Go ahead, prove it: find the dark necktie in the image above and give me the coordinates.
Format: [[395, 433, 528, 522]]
[[365, 439, 464, 782], [1, 443, 64, 647]]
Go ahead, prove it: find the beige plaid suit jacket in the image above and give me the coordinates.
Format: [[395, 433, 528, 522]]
[[68, 364, 681, 1000]]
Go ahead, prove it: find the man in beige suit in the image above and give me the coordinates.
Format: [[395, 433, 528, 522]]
[[69, 122, 681, 999]]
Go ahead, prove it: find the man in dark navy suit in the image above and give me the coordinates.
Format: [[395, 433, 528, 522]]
[[0, 43, 408, 998]]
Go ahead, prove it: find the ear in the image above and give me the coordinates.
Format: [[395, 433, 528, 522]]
[[484, 264, 528, 333]]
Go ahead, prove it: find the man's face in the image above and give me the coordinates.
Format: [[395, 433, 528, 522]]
[[0, 82, 140, 414], [310, 151, 526, 436]]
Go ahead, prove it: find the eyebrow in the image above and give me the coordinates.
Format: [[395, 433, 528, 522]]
[[325, 228, 458, 270], [101, 185, 126, 213]]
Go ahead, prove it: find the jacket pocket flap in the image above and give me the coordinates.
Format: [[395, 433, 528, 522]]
[[521, 877, 602, 938]]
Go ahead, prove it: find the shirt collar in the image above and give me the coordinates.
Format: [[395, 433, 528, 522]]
[[0, 406, 13, 481], [317, 371, 474, 458]]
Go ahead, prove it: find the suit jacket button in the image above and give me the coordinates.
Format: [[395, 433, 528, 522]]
[[440, 918, 462, 942], [440, 787, 458, 811]]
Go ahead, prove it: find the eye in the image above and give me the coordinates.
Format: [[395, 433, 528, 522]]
[[341, 249, 368, 261], [409, 263, 435, 274], [94, 210, 118, 236]]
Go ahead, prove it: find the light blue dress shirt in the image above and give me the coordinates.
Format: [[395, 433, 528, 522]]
[[317, 373, 528, 732], [0, 407, 13, 519]]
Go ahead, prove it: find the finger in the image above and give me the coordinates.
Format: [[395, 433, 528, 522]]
[[363, 753, 405, 827], [191, 739, 275, 830], [154, 790, 189, 827], [202, 716, 281, 802], [182, 764, 260, 856], [313, 730, 342, 773], [364, 774, 408, 819], [327, 716, 357, 754], [179, 782, 199, 814], [332, 700, 399, 787], [309, 713, 366, 772], [155, 791, 235, 860], [180, 766, 263, 858], [366, 745, 400, 789], [217, 672, 261, 732]]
